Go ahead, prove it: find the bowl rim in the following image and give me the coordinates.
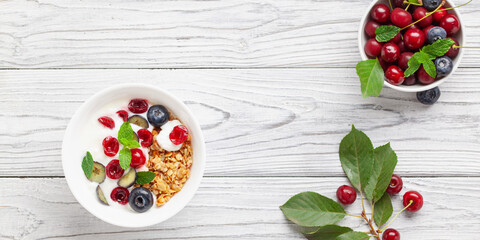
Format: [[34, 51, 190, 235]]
[[61, 83, 206, 227], [358, 0, 465, 93]]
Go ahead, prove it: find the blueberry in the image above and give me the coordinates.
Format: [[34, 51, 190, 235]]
[[435, 56, 453, 77], [129, 187, 153, 213], [423, 0, 442, 11], [427, 27, 447, 44], [417, 87, 441, 105], [147, 105, 169, 127]]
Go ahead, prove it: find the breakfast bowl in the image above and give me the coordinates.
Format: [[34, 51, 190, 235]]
[[62, 83, 206, 227], [358, 0, 465, 93]]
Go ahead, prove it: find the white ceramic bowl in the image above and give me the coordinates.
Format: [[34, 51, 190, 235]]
[[358, 0, 465, 92], [62, 83, 206, 227]]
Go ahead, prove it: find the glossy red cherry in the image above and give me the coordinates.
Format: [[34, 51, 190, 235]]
[[103, 136, 119, 157], [398, 52, 414, 70], [381, 43, 400, 63], [111, 187, 129, 205], [388, 32, 402, 44], [397, 41, 407, 53], [371, 4, 391, 23], [417, 66, 436, 85], [445, 37, 459, 58], [386, 174, 403, 194], [98, 116, 115, 129], [404, 28, 425, 50], [106, 159, 125, 179], [382, 228, 400, 240], [137, 129, 153, 147], [378, 58, 393, 71], [433, 7, 447, 23], [130, 148, 146, 168], [385, 66, 405, 85], [391, 8, 412, 28], [403, 75, 417, 85], [128, 99, 149, 113], [336, 185, 356, 205], [116, 110, 128, 122], [365, 38, 383, 58], [413, 7, 433, 28], [170, 125, 189, 145], [365, 20, 381, 38], [403, 191, 423, 212], [440, 14, 460, 36], [423, 25, 435, 37], [406, 24, 420, 31]]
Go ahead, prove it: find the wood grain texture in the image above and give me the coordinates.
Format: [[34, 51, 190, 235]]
[[1, 0, 479, 68], [0, 177, 479, 239], [1, 69, 480, 177]]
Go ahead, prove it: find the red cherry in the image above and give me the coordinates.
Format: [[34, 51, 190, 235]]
[[404, 28, 425, 50], [371, 4, 391, 23], [111, 187, 129, 205], [433, 7, 447, 23], [386, 174, 403, 194], [116, 110, 128, 122], [417, 66, 436, 85], [413, 7, 433, 28], [336, 185, 356, 205], [137, 129, 153, 147], [381, 43, 400, 63], [445, 37, 459, 58], [403, 191, 423, 212], [403, 75, 417, 85], [398, 52, 414, 70], [388, 32, 402, 44], [423, 25, 435, 37], [393, 0, 406, 8], [391, 8, 412, 28], [98, 116, 115, 129], [103, 136, 119, 157], [385, 66, 405, 85], [378, 58, 393, 71], [397, 41, 407, 53], [128, 99, 149, 113], [130, 148, 146, 168], [365, 20, 381, 38], [382, 228, 400, 240], [106, 159, 125, 179], [169, 125, 189, 145], [365, 38, 383, 58], [440, 14, 460, 36], [406, 24, 420, 31]]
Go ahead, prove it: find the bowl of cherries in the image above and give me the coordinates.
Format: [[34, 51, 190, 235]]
[[357, 0, 467, 102]]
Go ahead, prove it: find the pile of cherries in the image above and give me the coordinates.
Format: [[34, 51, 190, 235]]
[[364, 0, 460, 86]]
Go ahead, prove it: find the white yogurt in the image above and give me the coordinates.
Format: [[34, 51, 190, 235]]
[[156, 120, 183, 151]]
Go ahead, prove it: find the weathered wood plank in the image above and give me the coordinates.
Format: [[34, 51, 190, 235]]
[[0, 0, 479, 68], [0, 177, 478, 239], [1, 69, 480, 177]]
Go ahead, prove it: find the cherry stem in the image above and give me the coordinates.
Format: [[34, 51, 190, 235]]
[[362, 211, 381, 240], [400, 3, 444, 31], [380, 200, 413, 232], [405, 3, 411, 11], [371, 201, 375, 222], [346, 213, 364, 219], [453, 46, 480, 49], [440, 0, 472, 11], [388, 0, 393, 11]]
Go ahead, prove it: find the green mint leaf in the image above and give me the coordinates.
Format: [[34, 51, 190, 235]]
[[280, 191, 346, 227], [339, 125, 374, 191], [423, 58, 437, 78], [136, 171, 156, 185], [404, 54, 421, 77], [336, 231, 371, 240], [119, 148, 132, 170], [410, 51, 437, 78], [364, 143, 398, 202], [120, 138, 141, 149], [356, 59, 384, 98], [375, 25, 400, 42], [82, 151, 94, 178], [422, 38, 455, 57], [373, 193, 393, 227], [304, 225, 352, 240], [118, 122, 137, 145], [408, 0, 421, 4]]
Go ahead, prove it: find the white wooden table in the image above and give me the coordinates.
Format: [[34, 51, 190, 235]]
[[1, 0, 480, 239]]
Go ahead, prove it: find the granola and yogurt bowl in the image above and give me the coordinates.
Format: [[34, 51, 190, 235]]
[[62, 84, 205, 227]]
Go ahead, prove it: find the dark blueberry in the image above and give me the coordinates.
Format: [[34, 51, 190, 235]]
[[435, 56, 453, 77], [147, 105, 169, 128], [427, 27, 447, 44], [129, 187, 154, 213], [417, 87, 441, 105], [423, 0, 442, 11], [128, 115, 149, 129]]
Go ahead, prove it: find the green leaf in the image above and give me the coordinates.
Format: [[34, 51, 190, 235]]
[[339, 125, 374, 191], [407, 51, 437, 78], [364, 143, 398, 202], [120, 138, 141, 149], [373, 193, 393, 227], [375, 25, 401, 42], [336, 231, 371, 240], [356, 59, 384, 98], [118, 122, 140, 148], [408, 0, 421, 4], [304, 225, 352, 240], [422, 38, 455, 57], [119, 148, 132, 170], [136, 171, 156, 185], [404, 55, 421, 77], [82, 151, 94, 178], [280, 192, 346, 227], [423, 58, 437, 78]]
